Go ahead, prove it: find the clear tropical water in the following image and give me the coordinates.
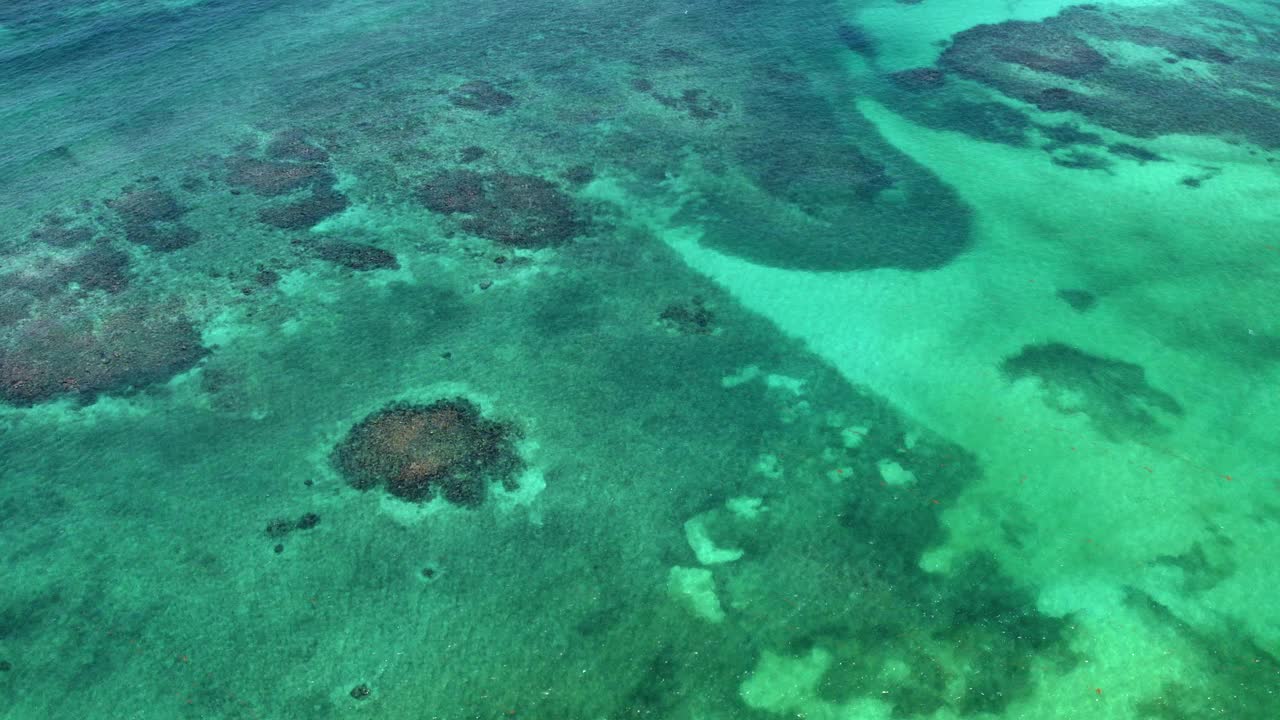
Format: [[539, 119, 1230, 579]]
[[1, 0, 1278, 718]]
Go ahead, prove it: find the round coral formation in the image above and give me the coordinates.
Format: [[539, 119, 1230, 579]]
[[332, 398, 518, 506]]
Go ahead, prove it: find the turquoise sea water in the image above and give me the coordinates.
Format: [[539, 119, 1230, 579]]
[[2, 0, 1279, 717]]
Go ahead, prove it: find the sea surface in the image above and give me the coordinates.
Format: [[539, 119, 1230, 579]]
[[2, 0, 1278, 718]]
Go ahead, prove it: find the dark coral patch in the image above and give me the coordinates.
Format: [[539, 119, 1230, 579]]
[[418, 170, 581, 247], [418, 169, 487, 214], [107, 185, 200, 251], [1032, 86, 1084, 112], [0, 305, 207, 406], [691, 67, 973, 271], [888, 67, 946, 91], [30, 217, 94, 247], [1049, 149, 1112, 171], [1127, 590, 1280, 720], [1107, 142, 1165, 163], [836, 23, 877, 58], [0, 291, 33, 328], [633, 81, 731, 120], [992, 32, 1108, 78], [458, 146, 487, 163], [311, 242, 399, 271], [659, 298, 716, 335], [448, 80, 515, 115], [123, 222, 201, 251], [107, 187, 187, 225], [257, 189, 350, 230], [937, 6, 1280, 147], [561, 165, 594, 186], [1055, 288, 1097, 312], [226, 157, 331, 197], [332, 398, 519, 505], [2, 244, 130, 298], [1000, 342, 1182, 439], [58, 244, 131, 294], [265, 129, 329, 163], [1038, 123, 1103, 147]]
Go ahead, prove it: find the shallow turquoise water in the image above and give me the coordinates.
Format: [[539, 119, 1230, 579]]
[[2, 1, 1279, 718]]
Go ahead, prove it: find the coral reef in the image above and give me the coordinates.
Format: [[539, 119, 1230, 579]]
[[1107, 142, 1165, 163], [225, 157, 332, 197], [122, 222, 201, 251], [418, 169, 487, 215], [689, 70, 973, 271], [264, 512, 320, 538], [0, 291, 33, 328], [659, 297, 716, 335], [836, 23, 877, 58], [332, 398, 519, 505], [257, 188, 350, 230], [0, 304, 207, 406], [448, 80, 515, 114], [418, 170, 581, 247], [29, 216, 94, 247], [310, 241, 398, 271], [57, 244, 131, 294], [107, 187, 187, 225], [108, 185, 201, 251], [631, 79, 731, 120], [888, 67, 946, 91], [938, 6, 1280, 147], [264, 129, 329, 163]]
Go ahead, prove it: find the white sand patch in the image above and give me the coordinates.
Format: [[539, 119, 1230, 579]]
[[876, 459, 916, 487], [376, 492, 452, 526], [754, 453, 783, 479], [726, 496, 765, 520], [740, 648, 832, 714], [740, 647, 895, 719], [667, 566, 726, 623], [684, 516, 744, 565], [495, 465, 547, 517], [764, 373, 806, 395], [841, 425, 870, 449], [720, 365, 806, 396]]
